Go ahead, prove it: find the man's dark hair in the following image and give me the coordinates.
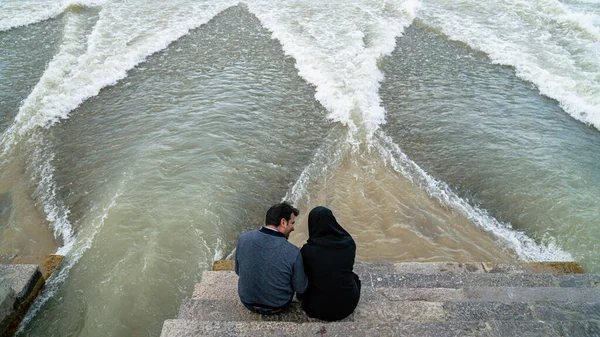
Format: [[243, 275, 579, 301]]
[[265, 202, 299, 226]]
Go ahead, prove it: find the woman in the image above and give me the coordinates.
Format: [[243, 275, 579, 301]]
[[300, 206, 361, 321]]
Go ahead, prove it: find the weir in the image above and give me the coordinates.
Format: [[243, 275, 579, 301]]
[[161, 259, 600, 336]]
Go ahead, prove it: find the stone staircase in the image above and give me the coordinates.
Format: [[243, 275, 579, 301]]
[[160, 262, 600, 336]]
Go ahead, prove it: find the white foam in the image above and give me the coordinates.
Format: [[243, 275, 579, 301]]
[[0, 0, 106, 32], [17, 170, 130, 334], [247, 0, 420, 138], [284, 128, 351, 206], [0, 0, 63, 32], [3, 0, 238, 149], [375, 131, 573, 262], [29, 134, 75, 252], [212, 238, 225, 262], [3, 0, 419, 150], [420, 0, 600, 130]]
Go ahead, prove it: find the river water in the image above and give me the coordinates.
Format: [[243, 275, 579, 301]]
[[1, 0, 599, 336]]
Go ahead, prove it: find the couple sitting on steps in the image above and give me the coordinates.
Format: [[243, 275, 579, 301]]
[[235, 202, 361, 321]]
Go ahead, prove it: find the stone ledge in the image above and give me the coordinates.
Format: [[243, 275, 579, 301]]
[[0, 254, 64, 337], [160, 319, 600, 337], [9, 255, 64, 280], [210, 260, 586, 275], [183, 261, 595, 337], [193, 270, 600, 305], [178, 297, 600, 324], [366, 272, 600, 288], [0, 265, 42, 302]]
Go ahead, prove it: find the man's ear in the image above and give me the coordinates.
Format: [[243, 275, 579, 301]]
[[279, 218, 287, 228]]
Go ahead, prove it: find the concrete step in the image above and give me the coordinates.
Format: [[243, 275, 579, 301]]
[[178, 298, 445, 323], [178, 299, 325, 323], [193, 274, 600, 304], [192, 271, 237, 300], [164, 262, 598, 336], [160, 319, 600, 337], [373, 286, 600, 303], [178, 298, 600, 323], [207, 261, 584, 277], [192, 270, 600, 304], [364, 272, 600, 289]]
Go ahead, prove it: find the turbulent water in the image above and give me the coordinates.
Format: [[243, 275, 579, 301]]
[[0, 0, 599, 336]]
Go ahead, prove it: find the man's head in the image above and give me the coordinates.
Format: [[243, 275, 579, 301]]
[[265, 202, 299, 239]]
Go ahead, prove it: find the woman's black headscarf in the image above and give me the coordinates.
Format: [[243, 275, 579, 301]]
[[307, 206, 354, 249]]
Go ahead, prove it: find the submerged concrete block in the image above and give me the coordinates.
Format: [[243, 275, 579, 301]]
[[523, 262, 585, 274], [212, 260, 234, 271]]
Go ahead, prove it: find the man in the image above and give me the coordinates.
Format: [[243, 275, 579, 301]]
[[235, 202, 308, 314]]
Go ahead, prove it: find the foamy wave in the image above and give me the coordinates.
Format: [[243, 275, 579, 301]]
[[247, 0, 420, 138], [4, 0, 238, 148], [0, 0, 105, 32], [17, 171, 129, 334], [29, 134, 75, 252], [375, 131, 573, 262], [284, 127, 351, 205], [420, 0, 600, 130], [4, 0, 418, 149]]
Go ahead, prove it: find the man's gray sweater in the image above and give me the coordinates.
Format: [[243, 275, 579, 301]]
[[235, 227, 308, 308]]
